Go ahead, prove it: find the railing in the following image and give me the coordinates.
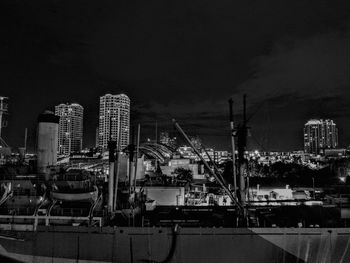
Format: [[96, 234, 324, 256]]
[[0, 214, 103, 230], [89, 194, 102, 218]]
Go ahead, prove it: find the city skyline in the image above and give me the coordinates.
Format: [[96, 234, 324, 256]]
[[2, 1, 350, 151], [0, 93, 348, 152], [1, 2, 350, 262]]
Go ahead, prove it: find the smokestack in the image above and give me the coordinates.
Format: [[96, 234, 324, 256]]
[[108, 140, 117, 212], [37, 111, 59, 179]]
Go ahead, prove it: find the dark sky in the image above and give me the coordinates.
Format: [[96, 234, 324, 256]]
[[1, 0, 350, 151]]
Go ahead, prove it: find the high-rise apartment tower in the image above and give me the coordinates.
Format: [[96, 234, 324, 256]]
[[55, 103, 84, 155], [304, 119, 338, 154], [98, 94, 130, 151]]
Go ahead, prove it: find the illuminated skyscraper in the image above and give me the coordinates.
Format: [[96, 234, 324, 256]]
[[304, 119, 338, 154], [55, 103, 84, 155], [98, 94, 130, 151]]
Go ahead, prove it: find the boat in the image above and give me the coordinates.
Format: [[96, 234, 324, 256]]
[[0, 225, 349, 262], [50, 169, 99, 202], [51, 186, 98, 202]]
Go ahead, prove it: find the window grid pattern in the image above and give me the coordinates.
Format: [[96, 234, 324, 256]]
[[55, 103, 84, 155], [98, 94, 130, 151]]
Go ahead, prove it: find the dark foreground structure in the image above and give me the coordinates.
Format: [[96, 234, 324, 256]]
[[0, 226, 350, 263]]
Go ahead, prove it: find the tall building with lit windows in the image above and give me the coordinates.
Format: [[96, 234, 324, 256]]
[[98, 94, 130, 151], [304, 119, 338, 154], [55, 103, 84, 155]]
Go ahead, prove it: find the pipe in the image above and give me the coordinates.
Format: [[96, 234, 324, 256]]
[[108, 141, 116, 212]]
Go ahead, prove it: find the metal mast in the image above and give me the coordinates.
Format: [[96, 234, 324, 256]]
[[228, 98, 237, 197], [107, 116, 116, 212], [237, 94, 248, 205], [133, 124, 141, 191]]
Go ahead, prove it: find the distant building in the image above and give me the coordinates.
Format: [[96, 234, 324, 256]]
[[304, 119, 338, 154], [55, 103, 84, 155], [177, 146, 228, 164], [324, 148, 346, 158], [98, 94, 130, 151], [160, 158, 205, 180], [178, 146, 198, 160], [202, 149, 229, 164]]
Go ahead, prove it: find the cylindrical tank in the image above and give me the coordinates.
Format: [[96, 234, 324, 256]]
[[37, 111, 59, 177]]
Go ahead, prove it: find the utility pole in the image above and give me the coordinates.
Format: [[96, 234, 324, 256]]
[[229, 98, 237, 197]]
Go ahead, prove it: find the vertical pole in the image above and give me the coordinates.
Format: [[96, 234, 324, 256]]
[[229, 98, 237, 196], [0, 97, 4, 139], [0, 97, 8, 144], [113, 114, 123, 211], [155, 120, 158, 143], [24, 128, 28, 154], [128, 127, 135, 196], [133, 124, 141, 191], [108, 116, 114, 212], [107, 141, 116, 212], [155, 120, 158, 170], [240, 94, 247, 206], [0, 112, 2, 139], [243, 94, 247, 126]]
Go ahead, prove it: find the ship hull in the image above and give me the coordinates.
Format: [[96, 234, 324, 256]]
[[0, 226, 350, 263]]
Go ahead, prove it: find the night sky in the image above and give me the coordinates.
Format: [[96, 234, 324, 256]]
[[1, 0, 350, 152]]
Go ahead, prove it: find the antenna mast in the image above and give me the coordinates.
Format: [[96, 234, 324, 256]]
[[228, 98, 237, 197], [237, 94, 247, 205]]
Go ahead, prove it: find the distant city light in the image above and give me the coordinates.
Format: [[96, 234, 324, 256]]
[[339, 177, 346, 183]]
